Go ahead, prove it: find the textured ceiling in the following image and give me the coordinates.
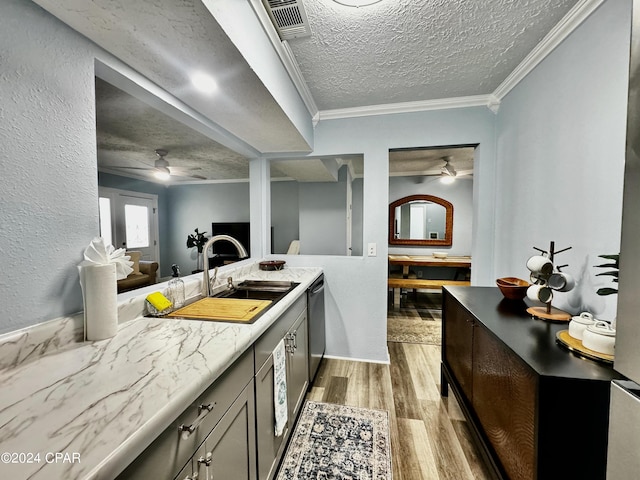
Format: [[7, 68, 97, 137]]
[[33, 0, 311, 154], [389, 146, 475, 177], [37, 0, 581, 182], [96, 78, 251, 182], [288, 0, 581, 110]]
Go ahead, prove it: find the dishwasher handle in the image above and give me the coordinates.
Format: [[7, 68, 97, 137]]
[[310, 280, 324, 295]]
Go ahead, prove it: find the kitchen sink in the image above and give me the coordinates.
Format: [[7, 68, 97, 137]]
[[234, 280, 299, 292], [157, 280, 300, 324], [214, 280, 299, 303]]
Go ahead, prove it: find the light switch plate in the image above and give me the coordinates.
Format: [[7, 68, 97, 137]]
[[367, 243, 377, 257]]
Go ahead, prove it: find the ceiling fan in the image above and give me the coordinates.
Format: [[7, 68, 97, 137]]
[[440, 156, 472, 183], [111, 149, 207, 181]]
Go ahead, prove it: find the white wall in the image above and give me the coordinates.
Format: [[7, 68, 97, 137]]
[[494, 0, 632, 321], [389, 175, 474, 256]]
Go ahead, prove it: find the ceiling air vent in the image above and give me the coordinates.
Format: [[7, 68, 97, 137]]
[[263, 0, 311, 40]]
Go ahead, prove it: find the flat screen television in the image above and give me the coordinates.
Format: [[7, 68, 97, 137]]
[[210, 222, 250, 256]]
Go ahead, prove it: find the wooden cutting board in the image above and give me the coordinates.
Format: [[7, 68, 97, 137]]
[[167, 297, 273, 322]]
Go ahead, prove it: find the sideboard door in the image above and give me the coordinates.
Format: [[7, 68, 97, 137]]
[[443, 294, 474, 402], [472, 324, 537, 480]]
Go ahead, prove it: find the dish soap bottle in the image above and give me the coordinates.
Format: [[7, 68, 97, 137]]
[[167, 264, 185, 309]]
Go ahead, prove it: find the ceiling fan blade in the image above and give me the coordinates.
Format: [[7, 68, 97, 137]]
[[169, 166, 203, 172], [107, 166, 153, 171]]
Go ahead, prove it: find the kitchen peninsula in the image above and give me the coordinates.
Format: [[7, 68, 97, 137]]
[[0, 262, 322, 479]]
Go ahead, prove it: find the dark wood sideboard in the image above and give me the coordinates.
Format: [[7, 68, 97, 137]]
[[441, 286, 624, 480]]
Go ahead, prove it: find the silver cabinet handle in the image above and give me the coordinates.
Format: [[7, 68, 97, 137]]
[[285, 333, 295, 354], [179, 403, 215, 439], [292, 330, 297, 350], [198, 452, 213, 480]]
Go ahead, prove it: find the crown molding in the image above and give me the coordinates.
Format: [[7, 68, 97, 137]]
[[281, 40, 319, 117], [319, 95, 494, 121], [492, 0, 605, 100], [251, 0, 603, 122], [248, 0, 319, 119]]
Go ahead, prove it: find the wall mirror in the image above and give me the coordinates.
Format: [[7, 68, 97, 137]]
[[95, 73, 252, 286], [389, 194, 453, 246]]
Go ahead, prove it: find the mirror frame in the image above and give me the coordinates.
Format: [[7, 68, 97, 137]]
[[389, 194, 453, 246]]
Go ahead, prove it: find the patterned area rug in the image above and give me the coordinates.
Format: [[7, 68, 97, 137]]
[[276, 401, 391, 480], [387, 292, 442, 345]]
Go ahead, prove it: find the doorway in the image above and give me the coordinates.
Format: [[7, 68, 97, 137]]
[[386, 145, 475, 342], [98, 186, 160, 264]]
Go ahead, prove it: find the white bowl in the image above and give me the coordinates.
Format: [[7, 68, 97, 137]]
[[568, 312, 596, 340], [432, 252, 448, 259], [582, 321, 615, 355]]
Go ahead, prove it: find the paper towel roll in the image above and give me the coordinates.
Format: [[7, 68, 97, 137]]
[[81, 263, 119, 341]]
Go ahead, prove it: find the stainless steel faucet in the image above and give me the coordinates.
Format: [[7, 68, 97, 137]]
[[202, 235, 249, 297]]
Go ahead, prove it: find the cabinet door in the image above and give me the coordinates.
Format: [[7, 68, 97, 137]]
[[193, 380, 257, 480], [287, 310, 309, 422], [472, 325, 537, 480], [255, 355, 287, 480], [443, 294, 474, 401]]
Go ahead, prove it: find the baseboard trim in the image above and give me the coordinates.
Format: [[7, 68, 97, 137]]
[[323, 353, 391, 365]]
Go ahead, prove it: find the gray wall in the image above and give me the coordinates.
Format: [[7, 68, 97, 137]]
[[166, 182, 250, 277], [271, 181, 300, 254], [389, 175, 473, 255], [299, 172, 348, 256], [1, 0, 99, 333], [0, 0, 632, 364], [98, 172, 172, 276], [275, 106, 498, 362], [98, 173, 250, 279], [270, 170, 364, 256], [493, 0, 631, 321]]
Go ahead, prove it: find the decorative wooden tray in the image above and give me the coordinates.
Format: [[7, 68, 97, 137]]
[[167, 297, 272, 323], [556, 330, 614, 364], [527, 306, 571, 322]]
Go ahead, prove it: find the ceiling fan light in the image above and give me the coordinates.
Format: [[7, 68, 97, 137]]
[[191, 71, 217, 95], [154, 166, 171, 181], [440, 175, 456, 185]]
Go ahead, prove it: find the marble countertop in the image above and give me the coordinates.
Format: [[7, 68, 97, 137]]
[[0, 265, 322, 479]]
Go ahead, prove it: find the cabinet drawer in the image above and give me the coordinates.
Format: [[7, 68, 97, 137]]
[[117, 348, 254, 480], [254, 295, 306, 371], [183, 380, 257, 480]]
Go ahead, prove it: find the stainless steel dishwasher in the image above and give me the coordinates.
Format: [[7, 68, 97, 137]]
[[307, 274, 325, 382]]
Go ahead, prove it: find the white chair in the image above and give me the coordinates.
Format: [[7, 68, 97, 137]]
[[287, 240, 300, 255]]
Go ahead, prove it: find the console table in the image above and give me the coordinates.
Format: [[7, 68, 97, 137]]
[[441, 286, 623, 480]]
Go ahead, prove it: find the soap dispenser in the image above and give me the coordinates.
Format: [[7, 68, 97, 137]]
[[168, 264, 185, 309]]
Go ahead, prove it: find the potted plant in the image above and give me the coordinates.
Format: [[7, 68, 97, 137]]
[[186, 228, 208, 272], [595, 253, 619, 296]]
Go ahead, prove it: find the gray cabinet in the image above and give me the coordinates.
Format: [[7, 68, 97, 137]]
[[286, 311, 308, 422], [119, 291, 311, 480], [180, 380, 256, 480], [255, 296, 308, 480], [117, 350, 254, 480]]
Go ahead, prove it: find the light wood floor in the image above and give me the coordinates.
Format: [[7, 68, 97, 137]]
[[306, 294, 492, 480]]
